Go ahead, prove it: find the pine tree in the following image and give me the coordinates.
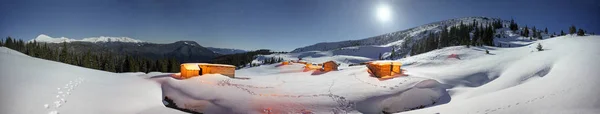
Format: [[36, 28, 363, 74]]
[[532, 26, 537, 38], [560, 30, 565, 36], [5, 37, 13, 49], [569, 25, 576, 35], [544, 27, 548, 34], [577, 29, 585, 36], [59, 42, 69, 63], [536, 43, 543, 51], [123, 56, 131, 72], [523, 26, 529, 37], [509, 18, 519, 31], [169, 58, 179, 73]]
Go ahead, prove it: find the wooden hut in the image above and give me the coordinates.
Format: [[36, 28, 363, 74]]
[[176, 63, 236, 79], [198, 63, 235, 78], [305, 63, 322, 70], [322, 61, 339, 72], [366, 61, 403, 78], [178, 63, 201, 79]]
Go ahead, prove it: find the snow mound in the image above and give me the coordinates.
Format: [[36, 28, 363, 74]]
[[150, 62, 445, 113], [0, 47, 182, 114], [397, 35, 600, 113]]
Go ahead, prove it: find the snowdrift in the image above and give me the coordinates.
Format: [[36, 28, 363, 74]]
[[151, 63, 446, 113], [397, 35, 600, 113], [0, 47, 183, 114]]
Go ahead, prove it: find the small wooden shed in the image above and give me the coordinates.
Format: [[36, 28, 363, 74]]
[[177, 63, 235, 79], [179, 63, 201, 79], [366, 61, 403, 78], [198, 63, 235, 78], [322, 61, 339, 72], [305, 63, 322, 70]]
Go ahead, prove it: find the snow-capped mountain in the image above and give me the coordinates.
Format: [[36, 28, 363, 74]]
[[30, 34, 145, 43], [30, 34, 73, 43], [290, 17, 550, 60], [29, 34, 218, 62], [206, 47, 248, 55]]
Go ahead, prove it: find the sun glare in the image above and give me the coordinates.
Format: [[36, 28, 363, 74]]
[[376, 4, 392, 22]]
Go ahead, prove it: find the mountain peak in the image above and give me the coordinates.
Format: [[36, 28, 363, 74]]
[[32, 34, 72, 43], [81, 36, 144, 43], [30, 34, 145, 43]]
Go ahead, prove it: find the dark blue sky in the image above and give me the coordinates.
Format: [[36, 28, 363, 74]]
[[1, 0, 598, 51]]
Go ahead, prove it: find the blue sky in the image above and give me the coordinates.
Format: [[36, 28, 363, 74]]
[[1, 0, 598, 51]]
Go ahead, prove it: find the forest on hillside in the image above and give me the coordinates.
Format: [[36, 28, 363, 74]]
[[0, 38, 180, 73]]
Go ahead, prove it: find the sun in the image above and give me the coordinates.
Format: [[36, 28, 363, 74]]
[[376, 4, 392, 22]]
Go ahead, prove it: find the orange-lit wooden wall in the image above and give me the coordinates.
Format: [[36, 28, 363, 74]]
[[177, 63, 235, 79], [366, 61, 402, 78], [322, 61, 339, 72], [199, 64, 235, 78]]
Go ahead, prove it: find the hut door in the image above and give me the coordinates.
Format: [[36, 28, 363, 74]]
[[198, 68, 203, 75]]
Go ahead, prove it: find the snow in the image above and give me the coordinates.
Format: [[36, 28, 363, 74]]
[[151, 63, 444, 113], [396, 35, 600, 113], [28, 34, 145, 43], [206, 47, 248, 55], [0, 48, 183, 114], [2, 35, 599, 114], [290, 16, 553, 60]]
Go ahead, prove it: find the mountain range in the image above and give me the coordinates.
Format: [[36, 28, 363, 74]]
[[30, 35, 220, 62]]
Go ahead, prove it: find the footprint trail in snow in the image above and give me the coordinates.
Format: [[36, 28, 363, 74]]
[[45, 77, 85, 114]]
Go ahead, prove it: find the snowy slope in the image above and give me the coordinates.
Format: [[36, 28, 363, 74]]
[[396, 35, 600, 113], [148, 35, 600, 114], [149, 62, 445, 113], [0, 47, 184, 114], [206, 47, 248, 55], [1, 35, 598, 114], [29, 34, 145, 43], [289, 16, 551, 61]]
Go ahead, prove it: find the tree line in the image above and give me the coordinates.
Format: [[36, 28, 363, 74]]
[[211, 49, 286, 68], [410, 19, 499, 56], [0, 37, 180, 73], [409, 18, 591, 56]]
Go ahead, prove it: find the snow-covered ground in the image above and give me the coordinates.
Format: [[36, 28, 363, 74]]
[[398, 35, 600, 114], [1, 35, 599, 114], [0, 47, 183, 114], [151, 62, 444, 113]]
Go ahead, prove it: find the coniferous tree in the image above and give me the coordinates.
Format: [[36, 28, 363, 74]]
[[523, 26, 530, 38], [560, 30, 565, 36], [569, 25, 576, 35], [577, 29, 585, 36], [59, 42, 69, 63], [5, 37, 13, 49], [123, 56, 131, 72], [544, 27, 548, 34], [530, 26, 537, 38], [536, 43, 543, 51], [509, 18, 519, 31]]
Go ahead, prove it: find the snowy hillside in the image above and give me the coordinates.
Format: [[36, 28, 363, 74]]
[[29, 34, 145, 43], [1, 35, 598, 114], [397, 35, 600, 114], [0, 47, 183, 114], [149, 35, 600, 114], [290, 16, 551, 60], [206, 47, 248, 55]]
